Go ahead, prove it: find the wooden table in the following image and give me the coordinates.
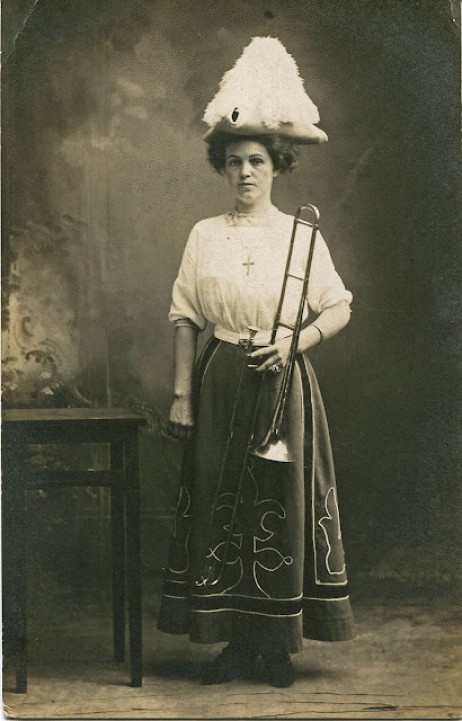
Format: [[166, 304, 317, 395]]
[[2, 408, 146, 693]]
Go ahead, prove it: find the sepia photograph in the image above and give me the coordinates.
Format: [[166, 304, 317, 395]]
[[2, 1, 461, 719]]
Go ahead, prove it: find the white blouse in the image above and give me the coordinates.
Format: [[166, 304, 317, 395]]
[[169, 205, 352, 345]]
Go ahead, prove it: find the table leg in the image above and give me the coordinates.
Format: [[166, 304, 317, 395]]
[[125, 431, 142, 687], [3, 436, 28, 693], [110, 443, 126, 663], [9, 494, 27, 693]]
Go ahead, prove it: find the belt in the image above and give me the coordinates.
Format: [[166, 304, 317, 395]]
[[214, 326, 292, 346]]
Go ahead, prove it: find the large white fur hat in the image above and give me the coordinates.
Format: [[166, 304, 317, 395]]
[[203, 37, 327, 144]]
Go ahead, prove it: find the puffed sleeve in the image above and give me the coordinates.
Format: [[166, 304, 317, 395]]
[[307, 231, 353, 314], [168, 224, 207, 330]]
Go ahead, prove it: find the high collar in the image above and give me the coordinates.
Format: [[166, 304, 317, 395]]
[[225, 204, 279, 227]]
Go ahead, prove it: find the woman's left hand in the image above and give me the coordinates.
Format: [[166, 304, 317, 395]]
[[249, 337, 293, 373]]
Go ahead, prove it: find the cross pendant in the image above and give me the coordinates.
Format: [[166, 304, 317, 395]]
[[242, 255, 255, 275]]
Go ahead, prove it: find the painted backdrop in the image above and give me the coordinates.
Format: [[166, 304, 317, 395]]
[[2, 0, 460, 588]]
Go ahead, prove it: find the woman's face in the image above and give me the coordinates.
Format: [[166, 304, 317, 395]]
[[223, 140, 278, 212]]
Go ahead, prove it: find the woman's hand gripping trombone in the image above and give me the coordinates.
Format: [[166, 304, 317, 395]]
[[248, 302, 351, 375], [249, 336, 292, 374]]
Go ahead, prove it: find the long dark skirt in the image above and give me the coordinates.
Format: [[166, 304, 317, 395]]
[[157, 338, 355, 653]]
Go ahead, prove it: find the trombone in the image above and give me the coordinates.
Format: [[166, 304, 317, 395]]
[[196, 204, 320, 588], [250, 204, 319, 462]]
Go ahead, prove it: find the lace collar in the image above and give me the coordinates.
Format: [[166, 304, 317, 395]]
[[225, 204, 279, 228]]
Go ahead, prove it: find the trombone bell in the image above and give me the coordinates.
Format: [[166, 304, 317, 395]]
[[251, 433, 294, 463]]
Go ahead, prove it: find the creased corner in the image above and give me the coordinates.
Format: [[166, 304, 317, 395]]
[[4, 0, 41, 63]]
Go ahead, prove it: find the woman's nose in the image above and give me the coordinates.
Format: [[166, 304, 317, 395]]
[[240, 162, 252, 177]]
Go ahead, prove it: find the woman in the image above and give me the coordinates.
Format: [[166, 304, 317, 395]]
[[157, 38, 355, 688]]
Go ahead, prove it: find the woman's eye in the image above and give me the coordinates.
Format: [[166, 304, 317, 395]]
[[251, 158, 263, 165]]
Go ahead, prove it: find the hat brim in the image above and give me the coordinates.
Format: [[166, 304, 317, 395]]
[[203, 119, 328, 144]]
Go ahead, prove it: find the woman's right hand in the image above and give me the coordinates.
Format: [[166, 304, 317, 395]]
[[166, 394, 194, 441]]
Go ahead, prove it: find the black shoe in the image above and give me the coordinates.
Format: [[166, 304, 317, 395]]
[[261, 653, 295, 688], [202, 645, 257, 685]]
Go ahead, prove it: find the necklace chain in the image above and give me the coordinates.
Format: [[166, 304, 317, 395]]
[[238, 227, 267, 276], [225, 205, 277, 274]]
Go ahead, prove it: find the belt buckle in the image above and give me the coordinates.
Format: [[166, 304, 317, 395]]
[[238, 337, 251, 350], [238, 327, 262, 368], [238, 326, 259, 351]]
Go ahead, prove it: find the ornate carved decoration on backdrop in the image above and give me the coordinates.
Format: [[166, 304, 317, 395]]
[[2, 216, 88, 408]]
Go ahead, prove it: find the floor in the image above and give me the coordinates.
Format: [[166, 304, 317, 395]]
[[3, 573, 462, 720]]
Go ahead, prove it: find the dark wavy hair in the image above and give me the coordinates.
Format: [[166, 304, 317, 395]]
[[206, 132, 299, 174]]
